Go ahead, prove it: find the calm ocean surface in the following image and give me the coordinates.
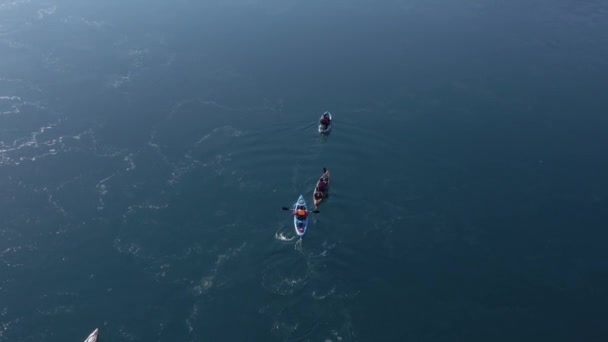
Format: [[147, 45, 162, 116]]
[[1, 0, 608, 341]]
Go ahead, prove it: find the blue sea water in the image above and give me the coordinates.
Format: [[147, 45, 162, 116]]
[[1, 0, 608, 341]]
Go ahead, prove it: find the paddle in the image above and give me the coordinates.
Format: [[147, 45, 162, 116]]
[[282, 207, 320, 213]]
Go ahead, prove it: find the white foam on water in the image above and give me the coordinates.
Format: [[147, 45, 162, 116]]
[[146, 129, 171, 166], [0, 37, 28, 49], [95, 174, 116, 210], [37, 305, 74, 316], [153, 263, 171, 281], [194, 126, 243, 146], [112, 238, 147, 261], [295, 237, 303, 252], [0, 317, 13, 338], [275, 231, 296, 242], [127, 48, 148, 69], [36, 5, 55, 19], [167, 154, 203, 186], [118, 326, 137, 341], [0, 0, 31, 11], [0, 96, 22, 115], [0, 244, 35, 268], [122, 202, 169, 223], [61, 16, 106, 29], [185, 303, 198, 334], [331, 329, 344, 341], [72, 129, 93, 140], [312, 286, 336, 300], [193, 242, 246, 295], [164, 126, 242, 186], [0, 120, 63, 165], [96, 175, 113, 196], [261, 261, 310, 296], [271, 320, 299, 339], [107, 73, 131, 88], [124, 153, 136, 171], [44, 188, 67, 216]]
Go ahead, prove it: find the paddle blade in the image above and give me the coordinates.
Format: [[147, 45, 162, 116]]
[[323, 167, 327, 173], [282, 207, 291, 211], [312, 210, 320, 214]]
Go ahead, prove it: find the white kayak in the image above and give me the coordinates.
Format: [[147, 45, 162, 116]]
[[293, 194, 309, 236], [84, 328, 98, 342], [318, 111, 332, 134]]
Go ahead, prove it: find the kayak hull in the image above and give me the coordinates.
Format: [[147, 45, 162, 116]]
[[318, 112, 332, 134], [313, 170, 330, 206], [293, 195, 308, 236], [84, 328, 98, 342]]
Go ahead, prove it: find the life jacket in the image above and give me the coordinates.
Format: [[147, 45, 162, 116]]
[[297, 209, 306, 216]]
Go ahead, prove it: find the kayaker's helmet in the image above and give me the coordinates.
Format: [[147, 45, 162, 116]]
[[323, 112, 329, 117]]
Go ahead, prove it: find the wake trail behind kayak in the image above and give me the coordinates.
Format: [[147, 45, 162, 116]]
[[295, 238, 303, 252], [275, 231, 297, 242]]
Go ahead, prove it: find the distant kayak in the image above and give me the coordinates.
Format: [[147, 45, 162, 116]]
[[318, 111, 332, 134], [313, 168, 330, 207], [293, 194, 309, 236], [84, 328, 98, 342]]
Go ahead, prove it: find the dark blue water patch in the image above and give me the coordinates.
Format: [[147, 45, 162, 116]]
[[356, 184, 608, 340], [348, 252, 604, 341]]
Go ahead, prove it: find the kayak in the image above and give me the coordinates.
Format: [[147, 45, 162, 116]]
[[318, 111, 332, 134], [293, 194, 308, 236], [84, 328, 98, 342], [313, 168, 330, 206]]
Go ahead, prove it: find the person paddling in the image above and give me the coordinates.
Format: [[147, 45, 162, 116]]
[[317, 177, 327, 192], [293, 205, 308, 220], [320, 113, 331, 128]]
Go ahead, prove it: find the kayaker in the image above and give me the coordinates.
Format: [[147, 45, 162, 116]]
[[320, 113, 331, 128], [314, 192, 323, 200], [317, 178, 327, 192], [294, 206, 307, 220]]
